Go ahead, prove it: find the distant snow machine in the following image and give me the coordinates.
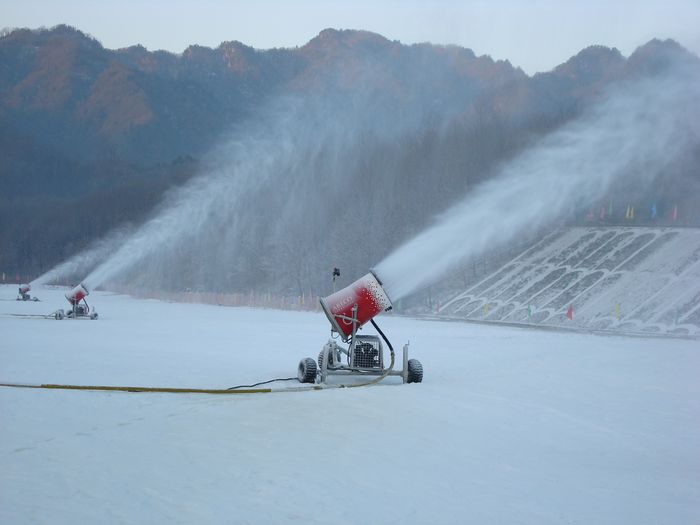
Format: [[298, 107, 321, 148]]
[[17, 283, 39, 302], [53, 283, 98, 320], [297, 271, 423, 385]]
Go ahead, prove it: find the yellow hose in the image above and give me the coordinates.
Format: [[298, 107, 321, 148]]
[[0, 322, 398, 395]]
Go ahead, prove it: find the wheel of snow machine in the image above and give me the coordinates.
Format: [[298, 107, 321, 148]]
[[90, 312, 98, 320], [297, 357, 317, 383], [54, 310, 64, 320], [317, 349, 335, 370], [407, 359, 423, 383]]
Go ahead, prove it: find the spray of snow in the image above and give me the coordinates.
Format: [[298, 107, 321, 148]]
[[82, 97, 307, 290], [375, 65, 700, 301], [30, 227, 132, 287], [81, 84, 448, 291]]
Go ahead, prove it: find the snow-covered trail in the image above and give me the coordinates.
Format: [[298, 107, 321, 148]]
[[1, 285, 698, 524]]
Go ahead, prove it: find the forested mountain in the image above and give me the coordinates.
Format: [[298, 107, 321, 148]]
[[1, 25, 698, 293]]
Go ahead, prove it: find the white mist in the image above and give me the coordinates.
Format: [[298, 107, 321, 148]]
[[375, 66, 700, 301]]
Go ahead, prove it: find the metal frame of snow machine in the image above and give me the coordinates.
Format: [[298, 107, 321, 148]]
[[17, 284, 39, 302], [297, 304, 423, 385], [54, 296, 98, 320]]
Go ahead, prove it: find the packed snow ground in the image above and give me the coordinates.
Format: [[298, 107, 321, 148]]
[[1, 285, 698, 524]]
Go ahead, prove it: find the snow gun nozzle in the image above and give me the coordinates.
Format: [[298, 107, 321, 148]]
[[65, 283, 89, 305], [319, 270, 392, 342]]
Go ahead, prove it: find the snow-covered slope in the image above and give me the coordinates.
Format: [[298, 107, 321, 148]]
[[1, 285, 698, 524], [441, 227, 700, 336]]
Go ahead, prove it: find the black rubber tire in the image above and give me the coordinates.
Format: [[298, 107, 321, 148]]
[[54, 310, 64, 320], [407, 359, 423, 383], [90, 312, 98, 320], [297, 357, 317, 383], [317, 349, 335, 370]]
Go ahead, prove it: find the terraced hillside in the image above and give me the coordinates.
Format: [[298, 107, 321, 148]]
[[441, 227, 700, 336]]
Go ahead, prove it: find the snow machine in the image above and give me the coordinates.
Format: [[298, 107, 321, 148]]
[[53, 283, 98, 320], [17, 283, 39, 302], [297, 271, 423, 385]]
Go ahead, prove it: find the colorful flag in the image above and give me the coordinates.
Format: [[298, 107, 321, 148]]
[[651, 202, 657, 219], [599, 206, 606, 220], [566, 305, 573, 320], [527, 304, 532, 319], [615, 303, 621, 320], [625, 205, 631, 219], [608, 200, 613, 215], [672, 204, 678, 221]]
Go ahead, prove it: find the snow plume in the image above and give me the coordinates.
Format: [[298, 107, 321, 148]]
[[375, 63, 700, 301], [82, 95, 318, 290], [30, 227, 132, 287], [79, 67, 455, 292]]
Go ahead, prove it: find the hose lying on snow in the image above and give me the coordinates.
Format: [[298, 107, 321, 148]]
[[0, 320, 398, 395]]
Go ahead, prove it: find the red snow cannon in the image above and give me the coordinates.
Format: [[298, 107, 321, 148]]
[[57, 282, 97, 319], [17, 283, 35, 301], [320, 270, 392, 341], [297, 270, 423, 385], [66, 283, 89, 305]]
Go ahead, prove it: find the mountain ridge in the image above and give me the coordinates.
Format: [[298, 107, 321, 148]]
[[2, 25, 695, 167]]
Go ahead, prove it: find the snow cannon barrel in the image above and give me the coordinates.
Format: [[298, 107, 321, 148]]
[[65, 283, 89, 305], [320, 271, 392, 341], [19, 283, 31, 295]]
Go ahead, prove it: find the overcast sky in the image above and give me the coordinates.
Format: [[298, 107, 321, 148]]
[[3, 0, 699, 74]]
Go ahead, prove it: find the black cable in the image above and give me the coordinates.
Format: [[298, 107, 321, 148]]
[[227, 377, 297, 390], [370, 318, 395, 358]]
